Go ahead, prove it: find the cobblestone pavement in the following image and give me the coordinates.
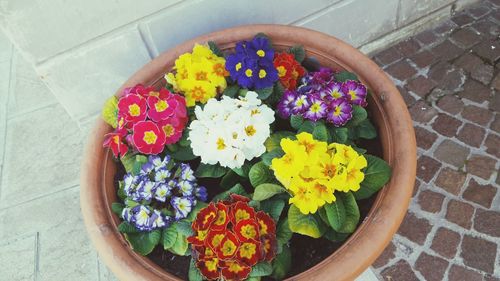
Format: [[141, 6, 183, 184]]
[[0, 1, 499, 281], [371, 1, 500, 280]]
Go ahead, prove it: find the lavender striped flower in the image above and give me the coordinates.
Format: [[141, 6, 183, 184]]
[[342, 80, 367, 107], [326, 98, 353, 127]]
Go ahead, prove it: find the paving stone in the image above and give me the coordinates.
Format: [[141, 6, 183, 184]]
[[458, 79, 492, 103], [452, 12, 475, 26], [448, 264, 483, 281], [473, 40, 500, 63], [397, 85, 417, 107], [461, 104, 494, 126], [489, 92, 500, 112], [431, 40, 464, 61], [468, 4, 491, 19], [410, 50, 437, 68], [484, 133, 500, 158], [415, 252, 449, 281], [385, 60, 417, 81], [372, 241, 396, 268], [409, 101, 438, 124], [405, 75, 437, 98], [463, 178, 497, 208], [417, 155, 441, 183], [418, 190, 444, 213], [394, 38, 421, 57], [374, 46, 403, 66], [7, 53, 57, 118], [433, 20, 458, 35], [492, 73, 500, 90], [434, 140, 470, 168], [446, 199, 474, 229], [466, 154, 497, 180], [435, 167, 467, 195], [450, 27, 482, 48], [380, 260, 419, 281], [474, 209, 500, 237], [435, 69, 466, 93], [485, 275, 500, 281], [460, 235, 497, 273], [428, 61, 454, 82], [0, 235, 36, 281], [436, 95, 464, 115], [456, 122, 485, 147], [454, 52, 484, 73], [430, 227, 461, 259], [397, 212, 432, 245], [414, 126, 438, 149], [432, 114, 462, 137], [490, 114, 500, 133], [472, 19, 500, 40], [471, 63, 494, 85], [414, 30, 440, 46]]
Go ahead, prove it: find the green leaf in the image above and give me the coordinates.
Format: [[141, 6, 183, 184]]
[[239, 88, 249, 97], [212, 183, 248, 202], [249, 162, 275, 187], [178, 131, 191, 147], [132, 155, 148, 175], [276, 217, 293, 245], [170, 145, 197, 161], [188, 258, 203, 281], [267, 82, 285, 105], [323, 229, 350, 242], [222, 84, 240, 98], [260, 199, 286, 222], [118, 222, 139, 233], [253, 184, 286, 201], [290, 114, 304, 130], [169, 233, 189, 256], [162, 224, 178, 250], [176, 220, 194, 236], [102, 96, 119, 128], [355, 119, 377, 139], [334, 70, 358, 82], [289, 45, 306, 63], [329, 127, 349, 143], [337, 192, 360, 233], [250, 262, 273, 277], [261, 149, 284, 166], [312, 121, 329, 142], [220, 170, 241, 189], [323, 200, 346, 232], [111, 202, 124, 215], [354, 155, 391, 200], [208, 41, 223, 57], [264, 131, 295, 152], [246, 278, 262, 281], [194, 163, 228, 178], [232, 162, 251, 178], [256, 87, 274, 100], [120, 154, 136, 174], [287, 205, 326, 238], [125, 230, 161, 255], [298, 120, 315, 134], [271, 245, 292, 280], [348, 106, 368, 126]]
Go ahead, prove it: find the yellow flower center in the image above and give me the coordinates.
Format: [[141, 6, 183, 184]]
[[240, 224, 257, 239], [235, 62, 242, 71], [191, 86, 206, 101], [334, 106, 342, 117], [211, 234, 225, 248], [221, 240, 237, 256], [235, 209, 250, 222], [259, 69, 267, 78], [348, 90, 357, 100], [229, 262, 245, 273], [331, 90, 342, 99], [245, 69, 253, 77], [216, 138, 226, 150], [277, 66, 287, 77], [113, 135, 120, 144], [149, 91, 160, 97], [143, 131, 157, 145], [197, 229, 208, 241], [251, 109, 260, 116], [213, 63, 226, 76], [258, 219, 268, 235], [310, 103, 321, 113], [215, 210, 226, 225], [203, 212, 216, 225], [323, 163, 337, 178], [256, 50, 265, 57], [162, 124, 174, 137], [283, 154, 294, 165], [155, 100, 168, 112], [245, 125, 256, 136], [239, 243, 257, 259], [205, 258, 218, 272], [128, 104, 141, 117], [195, 71, 208, 80]]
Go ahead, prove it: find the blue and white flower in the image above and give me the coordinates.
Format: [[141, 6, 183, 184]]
[[171, 196, 194, 220]]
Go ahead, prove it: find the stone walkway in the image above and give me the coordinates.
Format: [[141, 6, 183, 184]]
[[371, 1, 500, 280], [0, 1, 498, 280]]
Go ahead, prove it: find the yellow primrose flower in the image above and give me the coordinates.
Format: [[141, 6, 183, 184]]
[[309, 152, 347, 190], [271, 138, 307, 187], [182, 80, 217, 107], [296, 132, 327, 162], [288, 178, 319, 214], [343, 154, 368, 192]]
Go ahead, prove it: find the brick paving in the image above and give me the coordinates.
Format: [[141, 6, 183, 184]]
[[372, 1, 500, 280]]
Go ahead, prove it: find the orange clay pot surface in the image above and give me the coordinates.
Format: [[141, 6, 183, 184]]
[[81, 24, 416, 281]]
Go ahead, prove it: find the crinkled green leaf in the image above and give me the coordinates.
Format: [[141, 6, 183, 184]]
[[354, 155, 391, 200], [256, 87, 274, 100], [354, 119, 377, 139], [334, 70, 358, 82], [232, 162, 251, 178], [260, 199, 286, 222], [169, 232, 189, 256], [261, 149, 284, 166], [171, 145, 197, 161], [111, 202, 124, 215], [271, 245, 292, 280], [348, 106, 368, 126], [220, 170, 241, 189], [337, 192, 360, 233], [323, 200, 346, 232], [188, 258, 203, 281], [289, 45, 306, 63], [253, 184, 286, 201], [118, 222, 139, 233], [329, 127, 349, 143], [125, 229, 161, 255], [212, 183, 248, 202], [287, 205, 326, 238], [195, 163, 228, 178], [162, 224, 178, 250], [250, 262, 273, 277], [290, 114, 304, 130], [312, 121, 329, 142], [276, 217, 293, 245], [208, 41, 224, 57], [222, 84, 240, 98], [249, 161, 275, 187]]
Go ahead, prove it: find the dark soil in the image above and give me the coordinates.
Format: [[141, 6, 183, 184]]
[[113, 109, 384, 280]]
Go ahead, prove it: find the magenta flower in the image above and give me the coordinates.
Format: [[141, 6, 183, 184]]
[[342, 80, 367, 107], [326, 98, 353, 127], [322, 81, 346, 100], [303, 96, 327, 121], [291, 94, 310, 115], [277, 90, 298, 118], [146, 95, 178, 122]]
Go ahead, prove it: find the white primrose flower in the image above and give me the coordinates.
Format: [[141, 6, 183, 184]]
[[188, 91, 275, 169]]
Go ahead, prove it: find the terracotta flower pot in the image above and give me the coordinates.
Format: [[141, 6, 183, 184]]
[[81, 24, 416, 281]]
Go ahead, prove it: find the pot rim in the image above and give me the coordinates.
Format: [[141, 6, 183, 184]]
[[80, 24, 416, 281]]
